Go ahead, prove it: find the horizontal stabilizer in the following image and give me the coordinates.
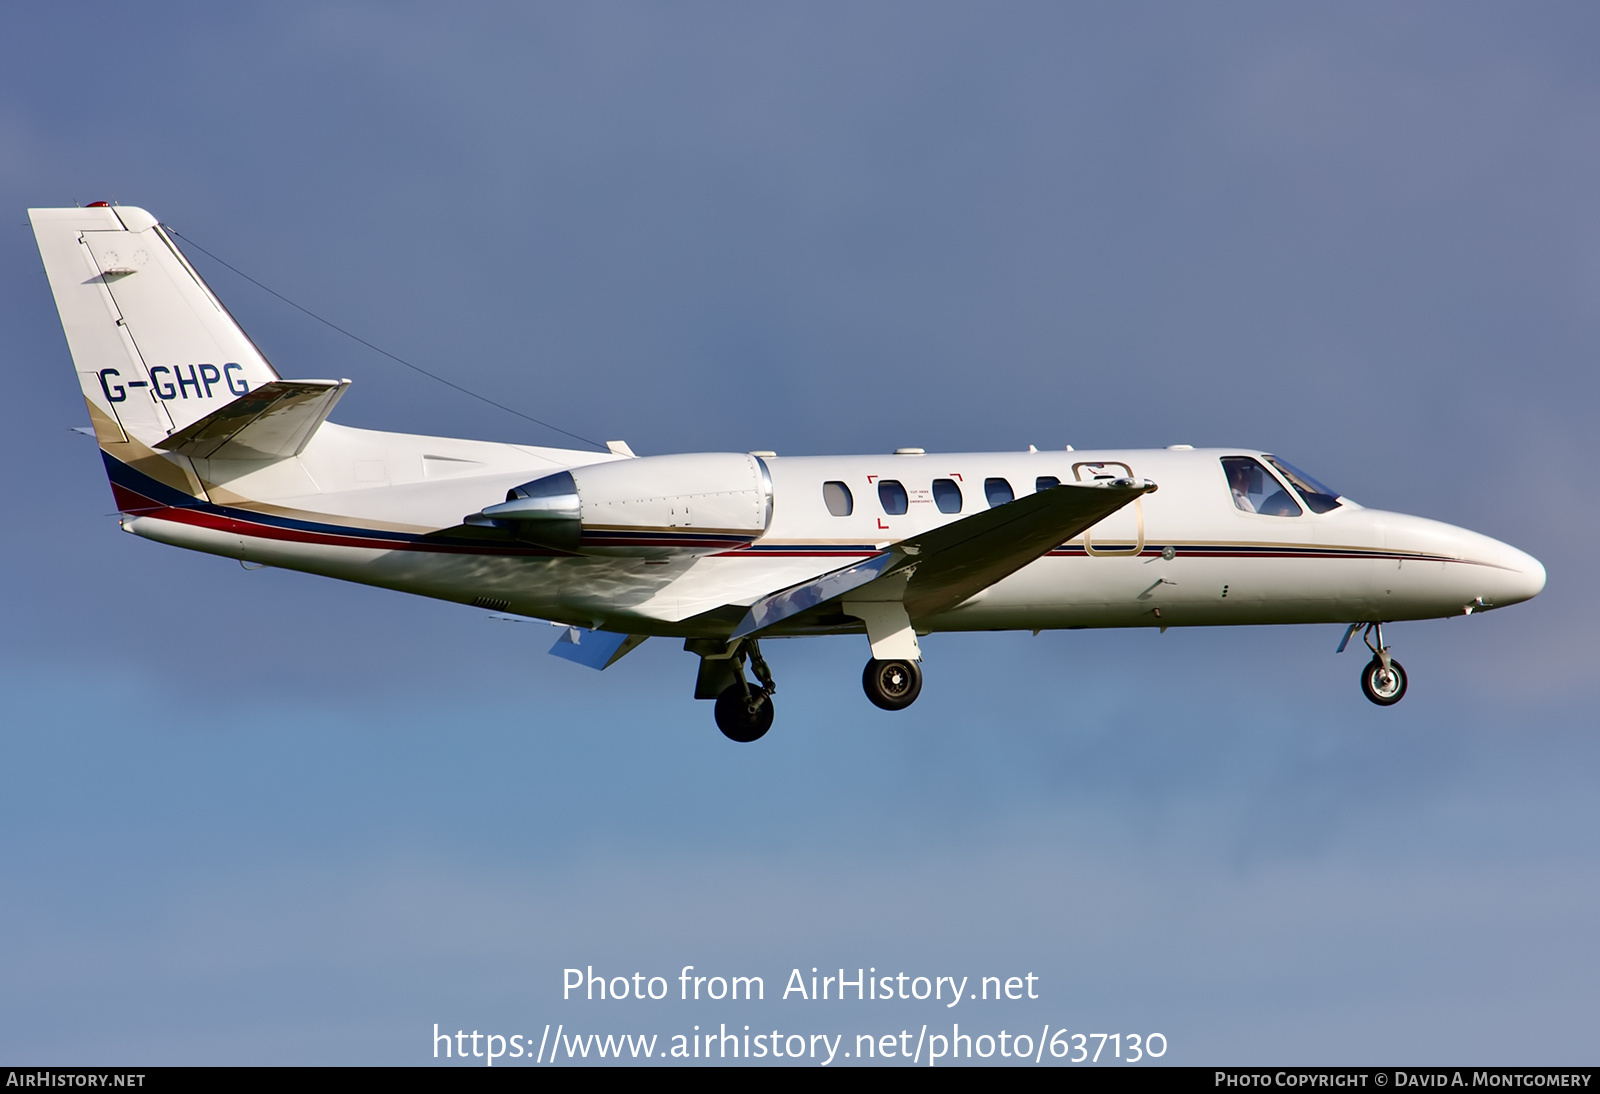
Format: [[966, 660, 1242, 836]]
[[733, 478, 1155, 637], [549, 628, 648, 669], [155, 379, 350, 460]]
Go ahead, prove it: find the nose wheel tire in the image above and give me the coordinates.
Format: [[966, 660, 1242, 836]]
[[714, 685, 775, 742], [863, 659, 923, 711], [1360, 657, 1408, 706]]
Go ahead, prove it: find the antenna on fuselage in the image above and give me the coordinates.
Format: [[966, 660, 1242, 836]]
[[163, 226, 608, 451]]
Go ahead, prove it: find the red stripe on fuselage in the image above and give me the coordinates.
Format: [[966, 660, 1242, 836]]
[[136, 505, 563, 557]]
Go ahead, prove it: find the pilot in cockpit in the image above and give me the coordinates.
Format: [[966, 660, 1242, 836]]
[[1226, 459, 1257, 513]]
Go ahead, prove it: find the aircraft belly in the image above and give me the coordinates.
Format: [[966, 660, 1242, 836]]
[[223, 539, 1473, 635], [128, 513, 697, 627], [925, 553, 1414, 631]]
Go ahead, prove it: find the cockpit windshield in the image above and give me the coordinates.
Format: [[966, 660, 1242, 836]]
[[1263, 456, 1342, 513]]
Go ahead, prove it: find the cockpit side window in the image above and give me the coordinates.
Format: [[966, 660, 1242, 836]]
[[1264, 456, 1342, 513], [1221, 457, 1302, 517]]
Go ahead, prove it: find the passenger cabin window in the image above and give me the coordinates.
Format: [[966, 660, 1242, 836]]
[[1036, 476, 1060, 491], [984, 477, 1014, 507], [1264, 456, 1342, 513], [1221, 457, 1302, 517], [932, 478, 963, 514], [823, 480, 853, 517], [878, 479, 909, 515]]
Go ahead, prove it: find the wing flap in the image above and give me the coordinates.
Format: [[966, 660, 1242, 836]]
[[731, 552, 895, 638], [155, 379, 350, 460], [625, 555, 870, 624], [549, 628, 647, 669]]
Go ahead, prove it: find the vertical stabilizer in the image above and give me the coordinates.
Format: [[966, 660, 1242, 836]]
[[30, 205, 281, 449]]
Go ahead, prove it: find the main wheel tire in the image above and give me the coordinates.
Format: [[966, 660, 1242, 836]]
[[1360, 657, 1408, 706], [862, 658, 923, 711], [714, 685, 775, 742]]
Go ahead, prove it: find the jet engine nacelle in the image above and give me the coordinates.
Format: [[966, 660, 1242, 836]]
[[477, 452, 773, 556]]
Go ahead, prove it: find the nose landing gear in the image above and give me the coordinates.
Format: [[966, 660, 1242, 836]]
[[1360, 656, 1407, 705], [1340, 622, 1408, 706]]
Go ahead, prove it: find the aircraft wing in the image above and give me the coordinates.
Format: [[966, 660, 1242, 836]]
[[894, 476, 1155, 617], [732, 477, 1155, 638], [155, 379, 350, 460]]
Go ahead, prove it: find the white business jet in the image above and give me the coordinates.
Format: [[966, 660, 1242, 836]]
[[31, 205, 1546, 742]]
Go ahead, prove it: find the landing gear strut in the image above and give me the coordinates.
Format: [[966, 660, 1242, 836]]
[[862, 658, 922, 711], [712, 638, 777, 742], [1341, 622, 1407, 706]]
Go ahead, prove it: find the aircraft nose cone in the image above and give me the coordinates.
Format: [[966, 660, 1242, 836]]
[[1385, 512, 1546, 612], [1495, 543, 1546, 606], [1461, 532, 1546, 609]]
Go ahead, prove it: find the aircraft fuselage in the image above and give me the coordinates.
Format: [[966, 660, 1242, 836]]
[[117, 432, 1544, 639]]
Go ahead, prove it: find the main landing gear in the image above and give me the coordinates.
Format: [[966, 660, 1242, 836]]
[[709, 638, 777, 743], [1340, 622, 1408, 706], [862, 658, 922, 711], [690, 622, 927, 740]]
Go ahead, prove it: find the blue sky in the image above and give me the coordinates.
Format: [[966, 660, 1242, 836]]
[[1, 2, 1596, 1065]]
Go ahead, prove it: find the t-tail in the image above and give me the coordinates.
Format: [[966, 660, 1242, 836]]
[[29, 204, 347, 514]]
